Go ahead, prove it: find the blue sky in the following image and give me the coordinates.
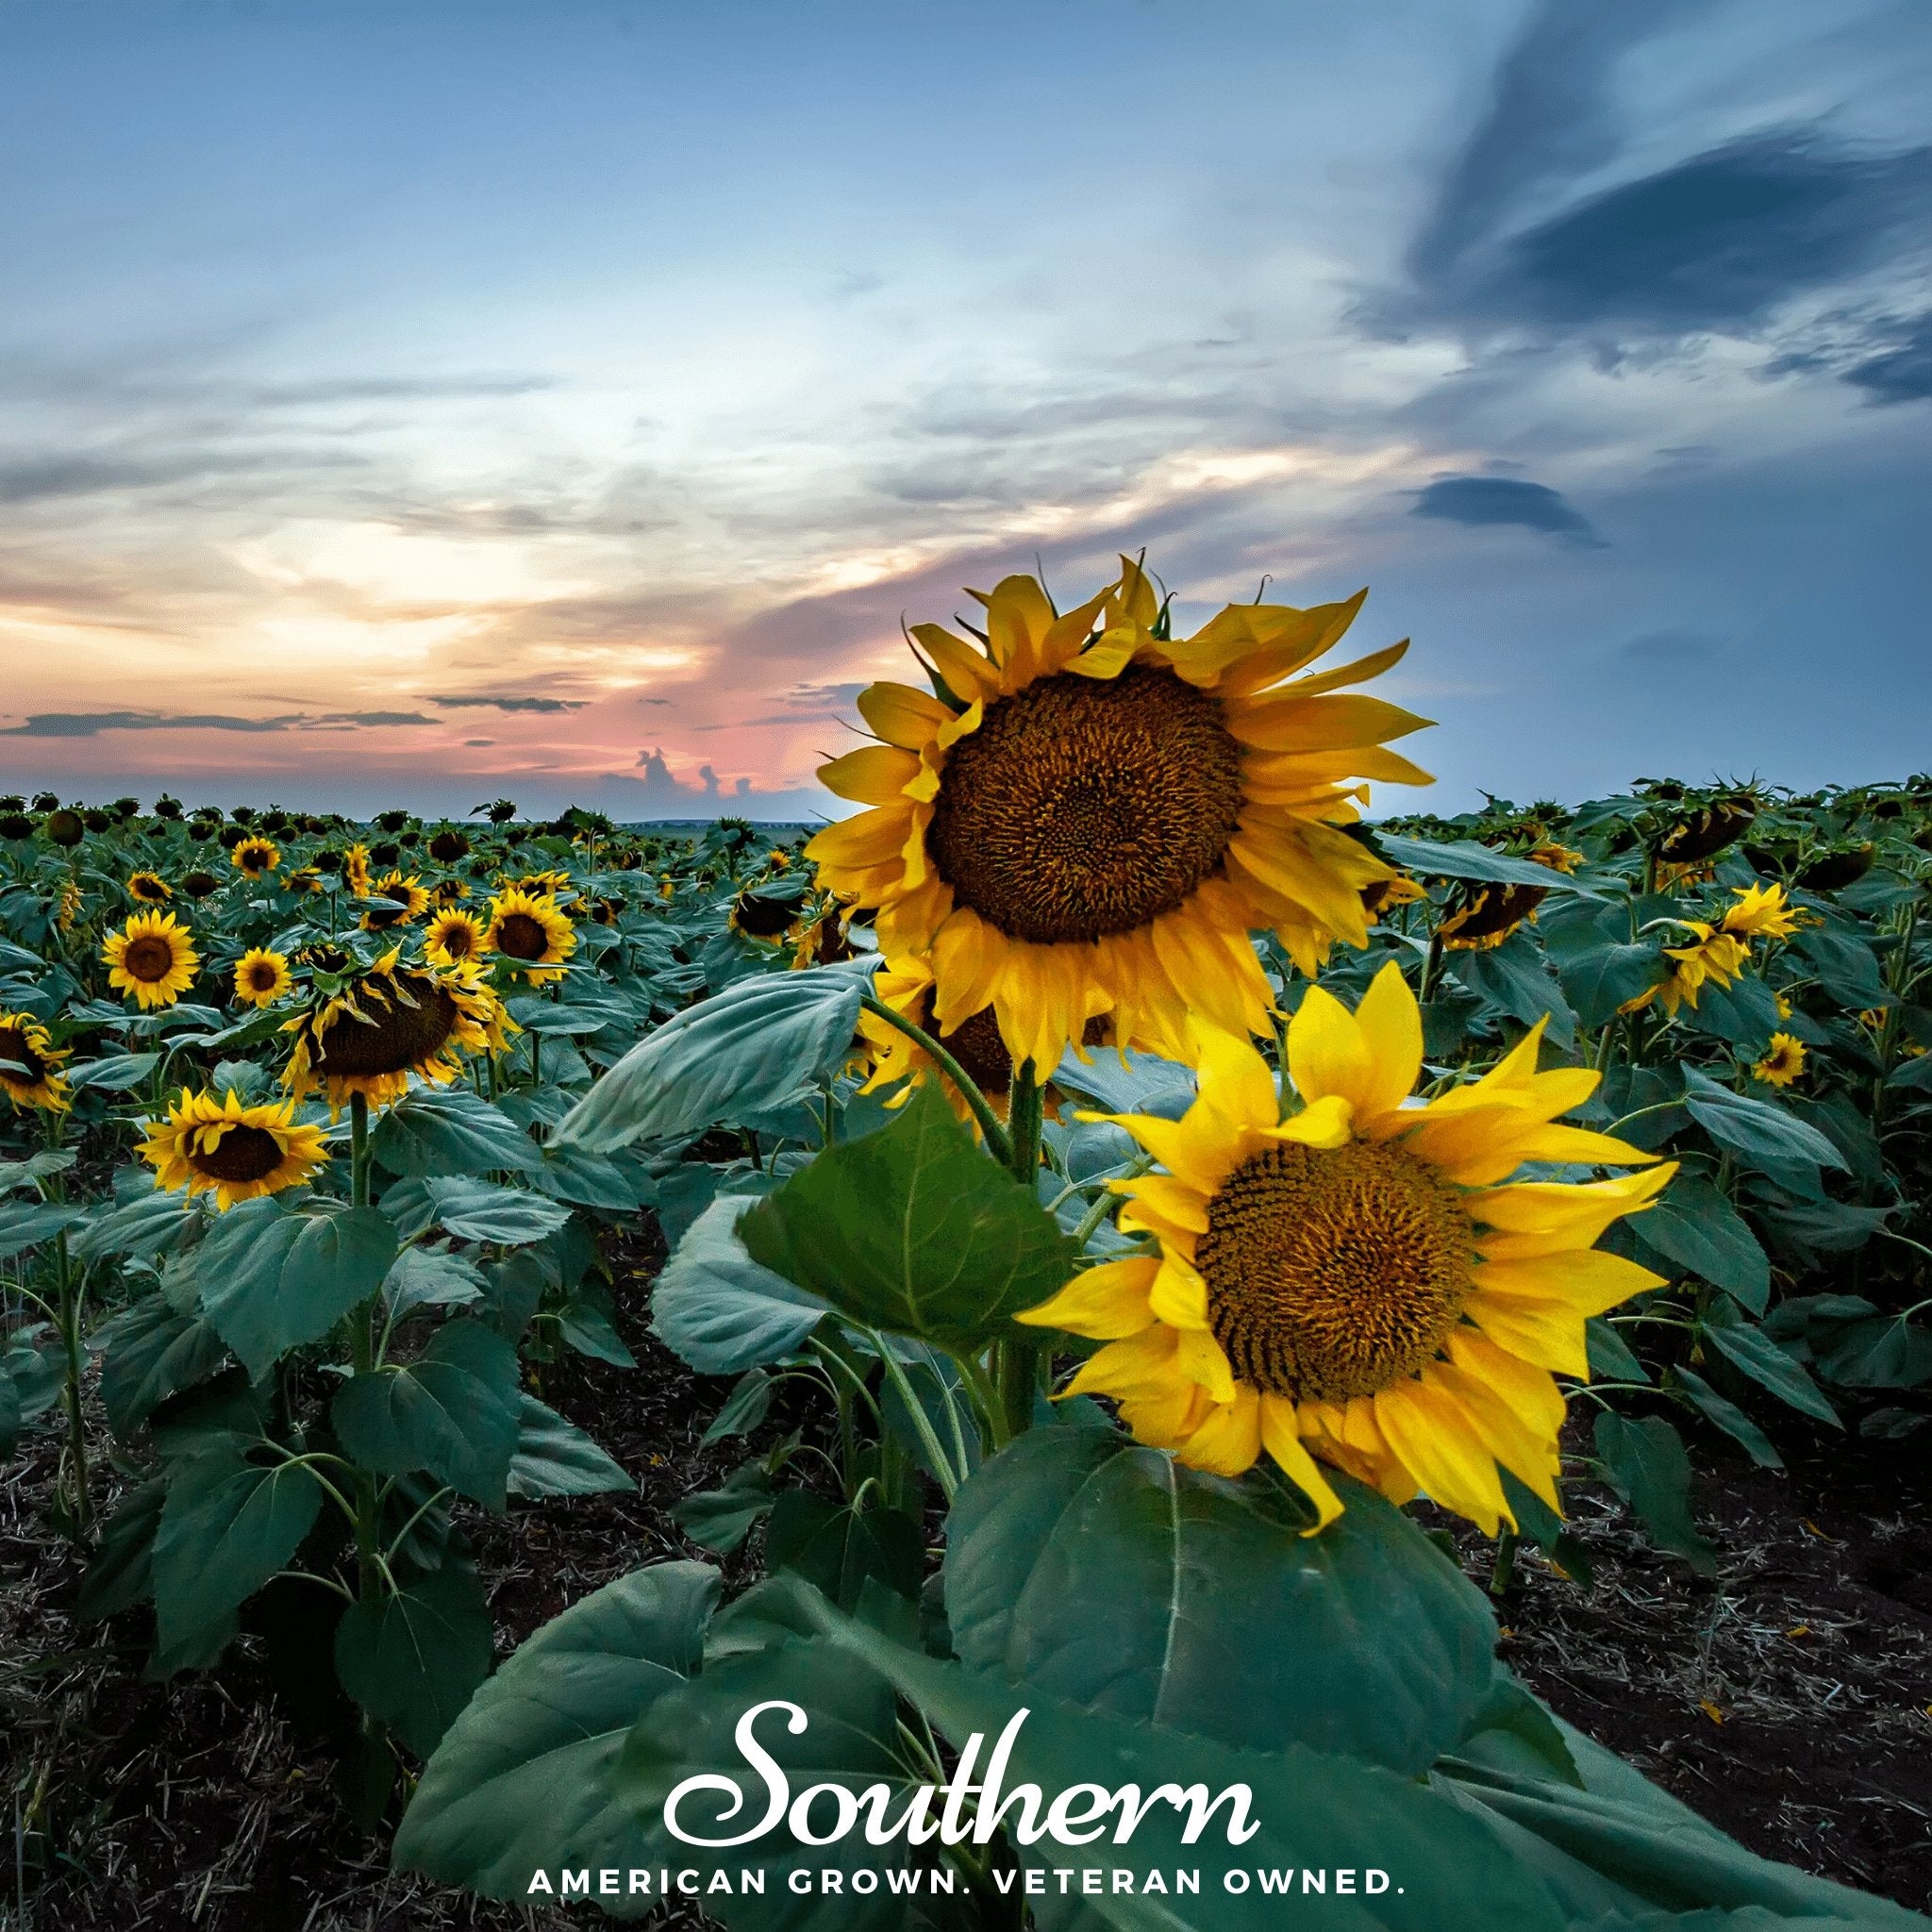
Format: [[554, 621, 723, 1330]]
[[1, 0, 1928, 820]]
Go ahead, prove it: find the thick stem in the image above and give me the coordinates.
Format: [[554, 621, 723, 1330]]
[[996, 1063, 1047, 1441], [1490, 1529, 1520, 1598], [346, 1092, 381, 1597], [55, 1232, 91, 1536]]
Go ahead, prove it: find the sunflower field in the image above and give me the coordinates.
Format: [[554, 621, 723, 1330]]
[[4, 559, 1931, 1930]]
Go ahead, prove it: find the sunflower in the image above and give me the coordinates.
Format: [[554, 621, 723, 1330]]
[[808, 559, 1432, 1074], [1017, 962, 1674, 1535], [858, 958, 1034, 1124], [182, 870, 221, 900], [483, 888, 576, 985], [282, 949, 514, 1112], [1720, 881, 1803, 941], [508, 868, 574, 897], [126, 871, 172, 903], [1437, 881, 1546, 952], [728, 888, 799, 942], [232, 947, 293, 1008], [341, 842, 374, 897], [1360, 873, 1428, 924], [658, 874, 675, 902], [1629, 923, 1750, 1017], [230, 835, 280, 877], [0, 1011, 72, 1113], [285, 865, 324, 894], [103, 910, 200, 1010], [1752, 1032, 1807, 1088], [139, 1089, 327, 1209], [360, 870, 430, 932], [431, 876, 469, 905], [424, 908, 491, 969]]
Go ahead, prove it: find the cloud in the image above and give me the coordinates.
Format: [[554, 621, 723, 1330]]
[[0, 708, 434, 737], [1410, 475, 1603, 543], [1843, 311, 1932, 404], [425, 692, 589, 713], [1620, 627, 1724, 663]]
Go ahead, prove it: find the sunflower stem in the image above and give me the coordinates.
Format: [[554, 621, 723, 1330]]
[[995, 1062, 1047, 1440], [1489, 1529, 1519, 1597], [856, 991, 1012, 1164], [345, 1091, 384, 1605]]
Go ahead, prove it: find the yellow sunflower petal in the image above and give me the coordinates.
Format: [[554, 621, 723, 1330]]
[[1258, 1395, 1344, 1531], [1016, 1257, 1158, 1339]]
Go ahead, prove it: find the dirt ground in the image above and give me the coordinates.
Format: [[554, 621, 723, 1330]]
[[5, 1232, 1930, 1930]]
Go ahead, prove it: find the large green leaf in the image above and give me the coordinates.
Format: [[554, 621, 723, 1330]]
[[1702, 1315, 1840, 1426], [0, 1199, 87, 1259], [98, 1295, 229, 1439], [1625, 1173, 1771, 1311], [943, 1426, 1496, 1774], [1591, 1412, 1716, 1577], [331, 1320, 524, 1507], [370, 1085, 541, 1176], [764, 1491, 923, 1610], [195, 1198, 399, 1380], [335, 1562, 495, 1758], [505, 1392, 631, 1498], [394, 1562, 721, 1912], [1448, 931, 1577, 1049], [1555, 940, 1665, 1029], [72, 1184, 207, 1264], [1374, 833, 1596, 895], [553, 960, 874, 1153], [740, 1082, 1078, 1353], [383, 1243, 487, 1319], [75, 1476, 167, 1620], [1672, 1367, 1783, 1469], [1684, 974, 1780, 1052], [423, 1176, 574, 1245], [650, 1197, 828, 1374], [1681, 1069, 1847, 1174], [150, 1447, 325, 1660]]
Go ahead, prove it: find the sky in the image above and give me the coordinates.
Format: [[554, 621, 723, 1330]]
[[2, 0, 1929, 823]]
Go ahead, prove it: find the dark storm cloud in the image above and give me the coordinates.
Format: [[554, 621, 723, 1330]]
[[425, 693, 589, 713], [1410, 475, 1602, 544]]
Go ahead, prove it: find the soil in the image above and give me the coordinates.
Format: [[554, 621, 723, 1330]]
[[6, 1227, 1931, 1930]]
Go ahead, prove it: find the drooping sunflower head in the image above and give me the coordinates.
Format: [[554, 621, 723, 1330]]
[[182, 870, 221, 900], [139, 1088, 327, 1209], [1018, 960, 1674, 1536], [424, 908, 491, 969], [1752, 1031, 1807, 1088], [0, 1011, 72, 1113], [858, 958, 1023, 1126], [808, 558, 1433, 1073], [360, 871, 430, 932], [231, 836, 280, 877], [341, 842, 374, 897], [282, 949, 514, 1112], [232, 947, 294, 1008], [728, 886, 800, 942], [483, 888, 576, 984], [285, 865, 324, 894], [1437, 881, 1548, 952], [103, 910, 200, 1010], [127, 871, 172, 903]]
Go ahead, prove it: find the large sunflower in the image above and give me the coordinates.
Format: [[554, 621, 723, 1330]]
[[232, 947, 293, 1008], [282, 950, 514, 1111], [140, 1088, 327, 1209], [103, 910, 199, 1010], [808, 560, 1432, 1072], [483, 888, 576, 985], [1017, 961, 1674, 1535], [0, 1011, 72, 1113], [360, 870, 430, 932], [424, 908, 491, 969]]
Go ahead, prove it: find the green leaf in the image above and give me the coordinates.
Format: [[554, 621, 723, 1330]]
[[98, 1296, 229, 1439], [700, 1367, 774, 1445], [0, 1199, 87, 1259], [1625, 1173, 1772, 1312], [1810, 1313, 1932, 1391], [331, 1321, 523, 1507], [1448, 931, 1577, 1050], [1047, 1046, 1195, 1119], [72, 1184, 205, 1264], [335, 1563, 494, 1759], [505, 1392, 631, 1498], [670, 1460, 774, 1553], [1681, 1068, 1848, 1174], [394, 1562, 721, 1909], [0, 1147, 76, 1194], [196, 1198, 399, 1380], [1794, 926, 1890, 1006], [66, 1050, 161, 1092], [1673, 1367, 1784, 1469], [651, 1197, 827, 1374], [531, 1144, 643, 1212], [944, 1426, 1497, 1775], [423, 1177, 573, 1246], [1440, 1671, 1582, 1789], [1374, 832, 1597, 895], [553, 960, 874, 1153], [1591, 1411, 1717, 1577], [383, 1243, 487, 1320], [75, 1477, 167, 1620], [1702, 1317, 1840, 1425], [370, 1086, 540, 1177], [1498, 1471, 1595, 1588], [1585, 1317, 1649, 1383], [1684, 973, 1780, 1053], [151, 1447, 325, 1661], [0, 1373, 18, 1460], [557, 1282, 635, 1366], [741, 1082, 1078, 1353], [1555, 939, 1665, 1028], [765, 1491, 924, 1610]]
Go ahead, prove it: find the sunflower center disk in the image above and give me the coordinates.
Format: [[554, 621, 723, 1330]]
[[1196, 1141, 1474, 1405], [926, 667, 1245, 945], [123, 937, 176, 981], [0, 1024, 46, 1081], [191, 1124, 288, 1184], [315, 978, 458, 1077], [496, 912, 550, 959]]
